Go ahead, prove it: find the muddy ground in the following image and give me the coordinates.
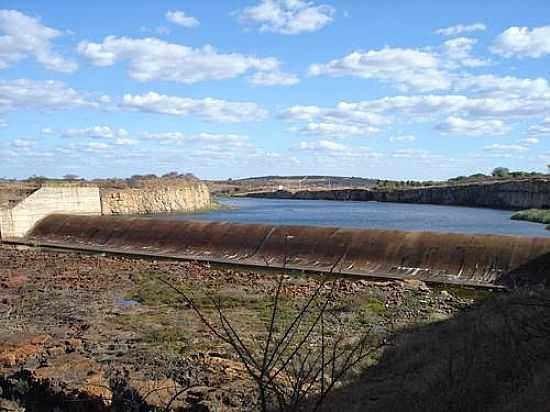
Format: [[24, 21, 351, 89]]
[[0, 244, 491, 411]]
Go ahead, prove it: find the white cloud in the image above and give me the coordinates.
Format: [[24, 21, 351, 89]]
[[282, 105, 322, 121], [483, 143, 528, 152], [114, 138, 137, 145], [391, 149, 442, 161], [454, 74, 550, 100], [78, 36, 282, 84], [528, 117, 550, 136], [165, 10, 200, 28], [12, 138, 33, 148], [143, 131, 249, 147], [0, 9, 77, 72], [309, 48, 451, 92], [298, 139, 381, 159], [0, 79, 97, 112], [390, 135, 416, 143], [62, 126, 129, 139], [239, 0, 335, 35], [436, 116, 510, 136], [283, 101, 389, 137], [121, 92, 267, 123], [435, 23, 486, 36], [294, 122, 379, 137], [85, 142, 110, 152], [521, 137, 539, 145], [299, 140, 344, 152], [492, 25, 550, 58], [340, 92, 550, 122], [249, 70, 300, 85], [443, 37, 490, 67]]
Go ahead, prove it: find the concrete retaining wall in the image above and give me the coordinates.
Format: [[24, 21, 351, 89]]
[[27, 214, 550, 287], [0, 183, 214, 239], [0, 186, 102, 239]]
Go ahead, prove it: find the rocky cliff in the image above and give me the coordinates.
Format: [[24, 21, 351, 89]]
[[372, 179, 550, 209], [100, 182, 212, 215], [246, 178, 550, 210], [248, 188, 374, 201]]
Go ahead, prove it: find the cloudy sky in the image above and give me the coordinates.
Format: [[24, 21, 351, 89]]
[[1, 0, 550, 180]]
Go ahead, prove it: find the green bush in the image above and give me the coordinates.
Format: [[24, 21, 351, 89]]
[[511, 209, 550, 225]]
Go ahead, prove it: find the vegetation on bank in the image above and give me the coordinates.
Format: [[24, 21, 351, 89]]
[[511, 209, 550, 229]]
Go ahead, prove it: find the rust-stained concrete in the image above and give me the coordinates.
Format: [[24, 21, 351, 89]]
[[24, 214, 550, 287]]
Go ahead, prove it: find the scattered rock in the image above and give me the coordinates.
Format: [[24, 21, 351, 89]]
[[0, 398, 24, 412], [402, 279, 429, 291], [440, 290, 452, 299]]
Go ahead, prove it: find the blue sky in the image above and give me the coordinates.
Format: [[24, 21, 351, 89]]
[[1, 0, 550, 180]]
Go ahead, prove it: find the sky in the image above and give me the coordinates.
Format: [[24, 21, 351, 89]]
[[1, 0, 550, 180]]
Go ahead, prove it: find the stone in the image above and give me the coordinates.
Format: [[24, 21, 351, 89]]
[[100, 182, 211, 215], [402, 279, 429, 291], [0, 398, 24, 412], [440, 290, 452, 299]]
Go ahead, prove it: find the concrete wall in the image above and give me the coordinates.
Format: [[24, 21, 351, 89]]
[[0, 186, 101, 239], [0, 183, 214, 239]]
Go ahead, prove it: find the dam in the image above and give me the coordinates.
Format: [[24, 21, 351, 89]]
[[16, 213, 550, 288], [2, 184, 550, 289]]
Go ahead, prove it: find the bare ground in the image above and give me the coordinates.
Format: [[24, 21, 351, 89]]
[[0, 244, 483, 411]]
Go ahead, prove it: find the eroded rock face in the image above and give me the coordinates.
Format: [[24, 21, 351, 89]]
[[372, 179, 550, 210], [100, 182, 212, 215], [247, 178, 550, 210]]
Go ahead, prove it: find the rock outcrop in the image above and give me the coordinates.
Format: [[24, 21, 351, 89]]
[[373, 179, 550, 210], [246, 178, 550, 210], [100, 181, 212, 215]]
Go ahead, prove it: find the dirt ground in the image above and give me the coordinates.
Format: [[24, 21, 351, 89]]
[[0, 244, 488, 411]]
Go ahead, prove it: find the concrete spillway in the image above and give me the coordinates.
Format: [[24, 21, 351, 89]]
[[25, 214, 550, 288]]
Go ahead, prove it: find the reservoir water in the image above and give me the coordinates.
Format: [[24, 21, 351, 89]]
[[153, 197, 550, 237]]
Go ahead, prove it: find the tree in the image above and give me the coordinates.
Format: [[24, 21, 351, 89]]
[[492, 167, 510, 178], [159, 272, 383, 411], [162, 171, 180, 179], [63, 174, 80, 180]]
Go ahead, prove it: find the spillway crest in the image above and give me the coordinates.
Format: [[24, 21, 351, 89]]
[[28, 214, 550, 287]]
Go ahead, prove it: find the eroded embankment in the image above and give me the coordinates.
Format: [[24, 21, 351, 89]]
[[246, 178, 550, 210], [24, 214, 550, 287]]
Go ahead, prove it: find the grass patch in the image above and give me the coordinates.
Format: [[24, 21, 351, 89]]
[[114, 313, 192, 353], [511, 208, 550, 226], [129, 273, 272, 311], [437, 286, 494, 302], [364, 299, 386, 315]]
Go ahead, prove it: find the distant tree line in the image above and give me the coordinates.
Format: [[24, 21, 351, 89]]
[[374, 167, 547, 190], [20, 171, 199, 189]]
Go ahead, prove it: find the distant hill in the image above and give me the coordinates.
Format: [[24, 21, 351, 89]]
[[207, 171, 550, 196], [206, 175, 379, 195]]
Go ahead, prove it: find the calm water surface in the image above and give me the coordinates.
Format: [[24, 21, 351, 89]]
[[153, 197, 550, 237]]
